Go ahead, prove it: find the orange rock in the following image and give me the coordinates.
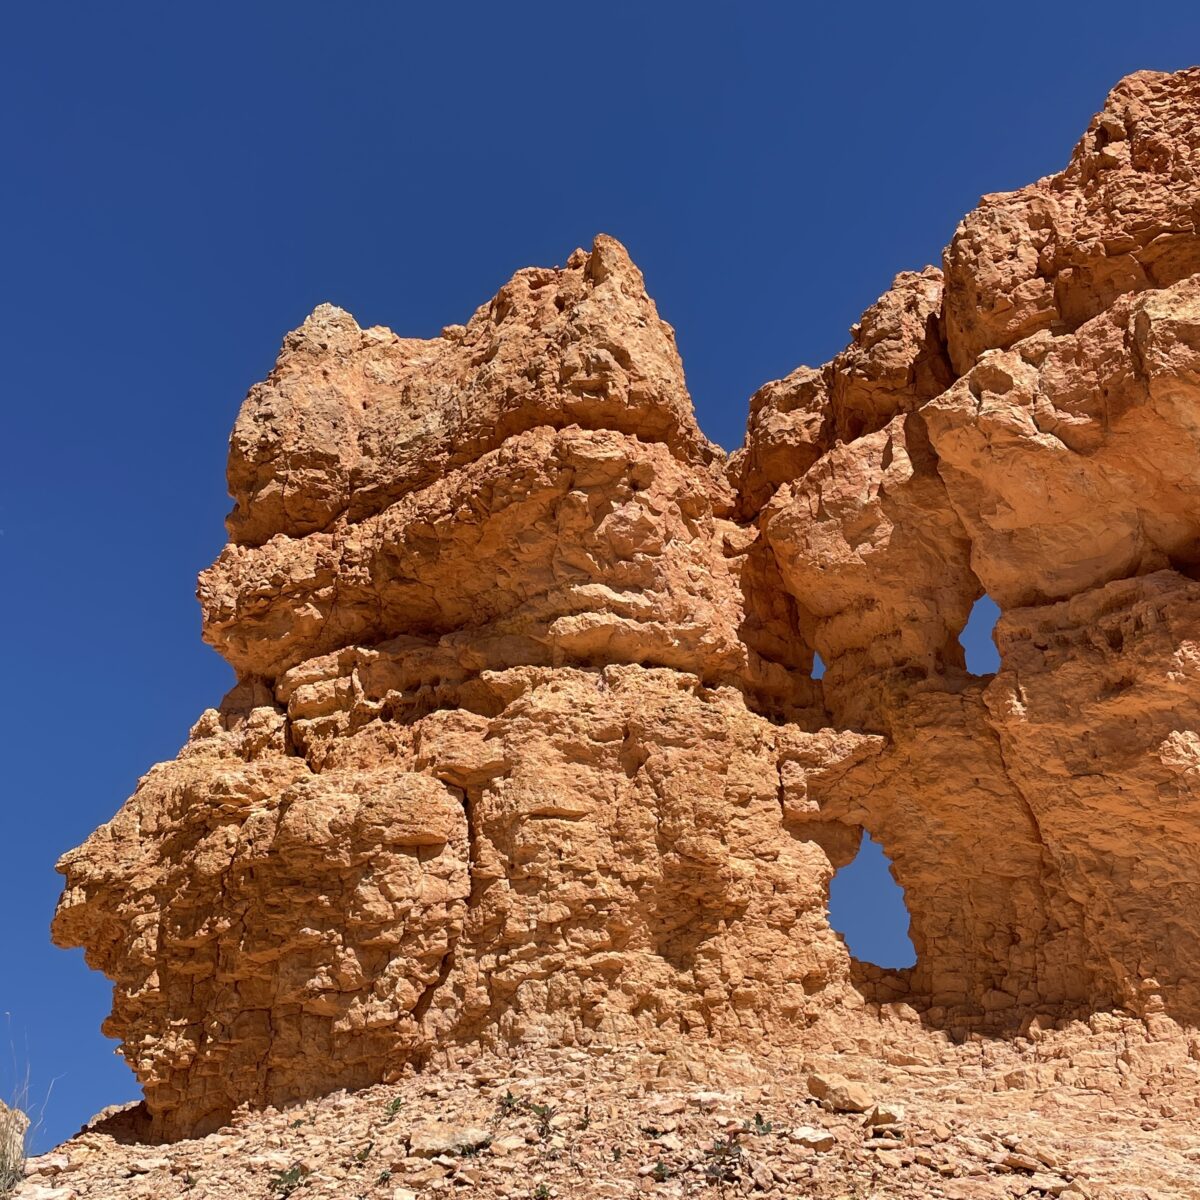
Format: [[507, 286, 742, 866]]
[[53, 67, 1200, 1145]]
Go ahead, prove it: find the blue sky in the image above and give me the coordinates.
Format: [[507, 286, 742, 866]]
[[2, 1, 1195, 1150]]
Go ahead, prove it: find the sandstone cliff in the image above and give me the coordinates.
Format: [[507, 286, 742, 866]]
[[51, 67, 1200, 1153]]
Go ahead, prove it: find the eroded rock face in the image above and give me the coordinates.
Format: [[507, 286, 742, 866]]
[[54, 68, 1200, 1139], [747, 68, 1200, 1030], [54, 236, 848, 1139]]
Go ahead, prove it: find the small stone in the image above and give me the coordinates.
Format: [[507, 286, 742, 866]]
[[27, 1155, 69, 1177], [999, 1151, 1041, 1172], [393, 1161, 447, 1185], [407, 1124, 492, 1158], [488, 1134, 526, 1156], [867, 1101, 905, 1127], [1027, 1175, 1072, 1196], [807, 1074, 873, 1114], [651, 1097, 687, 1117], [788, 1126, 835, 1151], [751, 1159, 775, 1189], [126, 1157, 170, 1174]]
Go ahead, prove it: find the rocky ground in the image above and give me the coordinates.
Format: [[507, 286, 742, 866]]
[[15, 1012, 1200, 1200]]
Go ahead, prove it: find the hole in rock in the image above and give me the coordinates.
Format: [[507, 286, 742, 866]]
[[828, 832, 916, 969], [959, 595, 1001, 675], [811, 652, 826, 680]]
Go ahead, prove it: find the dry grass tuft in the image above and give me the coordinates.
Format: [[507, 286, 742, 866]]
[[0, 1091, 29, 1198]]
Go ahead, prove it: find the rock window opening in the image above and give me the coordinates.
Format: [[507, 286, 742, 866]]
[[959, 595, 1001, 675], [828, 831, 916, 969], [811, 652, 826, 680]]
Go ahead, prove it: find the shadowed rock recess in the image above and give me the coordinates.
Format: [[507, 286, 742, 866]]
[[54, 69, 1200, 1142]]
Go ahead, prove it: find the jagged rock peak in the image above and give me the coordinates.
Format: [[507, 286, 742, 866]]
[[226, 233, 721, 549]]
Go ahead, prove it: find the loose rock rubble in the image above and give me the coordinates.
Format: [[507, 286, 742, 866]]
[[17, 1019, 1200, 1199], [34, 65, 1200, 1200]]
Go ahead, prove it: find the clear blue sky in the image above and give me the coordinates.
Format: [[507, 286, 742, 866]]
[[2, 1, 1195, 1151]]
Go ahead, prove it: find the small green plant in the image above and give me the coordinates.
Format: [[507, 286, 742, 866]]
[[269, 1164, 310, 1197], [351, 1139, 373, 1164], [651, 1158, 672, 1182], [704, 1136, 743, 1183], [743, 1112, 773, 1136], [528, 1101, 557, 1139], [497, 1089, 522, 1118], [384, 1096, 404, 1120], [375, 1168, 392, 1185], [290, 1119, 305, 1129], [533, 1185, 551, 1200]]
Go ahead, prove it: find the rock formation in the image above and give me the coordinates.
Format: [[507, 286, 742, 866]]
[[52, 67, 1200, 1144]]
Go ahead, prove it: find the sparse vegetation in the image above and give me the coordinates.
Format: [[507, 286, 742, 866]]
[[704, 1135, 744, 1183], [383, 1096, 404, 1120], [527, 1101, 557, 1140], [269, 1164, 310, 1196], [650, 1157, 671, 1182], [1, 1037, 36, 1200], [497, 1089, 522, 1118], [532, 1184, 551, 1200], [0, 1106, 25, 1199], [744, 1111, 773, 1136]]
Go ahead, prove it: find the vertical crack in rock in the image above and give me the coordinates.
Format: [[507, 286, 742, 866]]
[[410, 784, 475, 1029]]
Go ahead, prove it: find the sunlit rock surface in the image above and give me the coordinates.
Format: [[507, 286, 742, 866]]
[[54, 69, 1200, 1147]]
